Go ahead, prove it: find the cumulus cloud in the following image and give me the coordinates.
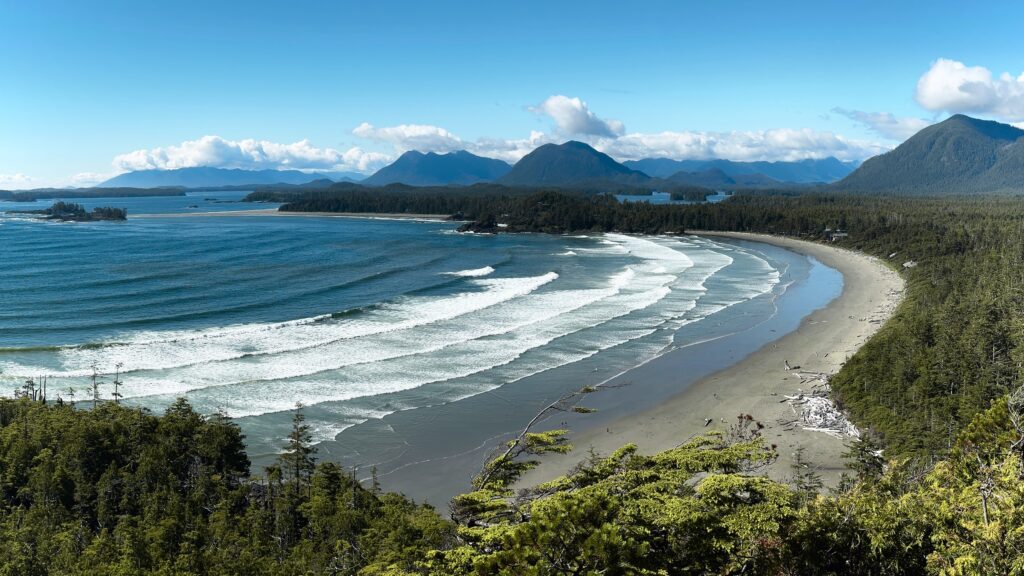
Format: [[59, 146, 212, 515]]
[[336, 148, 392, 172], [531, 95, 624, 137], [113, 135, 389, 174], [466, 131, 557, 164], [350, 121, 557, 164], [915, 58, 1024, 121], [351, 122, 464, 152], [832, 108, 932, 141]]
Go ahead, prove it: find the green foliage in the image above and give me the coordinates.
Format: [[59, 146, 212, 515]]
[[2, 385, 1024, 574], [434, 399, 1024, 575], [451, 429, 572, 527], [0, 398, 451, 575], [668, 184, 716, 201]]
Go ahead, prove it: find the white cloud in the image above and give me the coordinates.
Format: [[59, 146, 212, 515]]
[[915, 58, 1024, 121], [350, 122, 556, 164], [0, 173, 33, 187], [465, 131, 557, 164], [531, 95, 624, 138], [338, 147, 391, 172], [598, 128, 885, 163], [832, 108, 932, 141], [352, 122, 464, 153], [112, 135, 389, 174], [70, 172, 118, 187]]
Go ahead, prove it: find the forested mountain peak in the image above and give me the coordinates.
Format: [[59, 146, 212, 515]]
[[499, 141, 651, 187], [362, 150, 511, 186], [835, 114, 1024, 194]]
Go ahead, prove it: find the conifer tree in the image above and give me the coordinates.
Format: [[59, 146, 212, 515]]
[[280, 402, 317, 493]]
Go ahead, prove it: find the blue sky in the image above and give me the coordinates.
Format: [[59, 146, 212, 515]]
[[2, 0, 1023, 187]]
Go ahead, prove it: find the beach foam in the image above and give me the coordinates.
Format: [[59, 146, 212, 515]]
[[443, 266, 495, 277]]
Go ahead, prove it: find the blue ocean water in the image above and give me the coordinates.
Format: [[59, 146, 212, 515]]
[[0, 193, 796, 466]]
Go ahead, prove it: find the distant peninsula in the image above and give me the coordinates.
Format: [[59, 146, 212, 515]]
[[0, 187, 185, 202]]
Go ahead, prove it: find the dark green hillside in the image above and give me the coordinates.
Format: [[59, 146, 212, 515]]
[[0, 398, 452, 575], [835, 114, 1024, 193], [498, 141, 651, 188], [362, 150, 511, 186]]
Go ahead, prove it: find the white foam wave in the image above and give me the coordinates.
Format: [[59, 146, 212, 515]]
[[161, 237, 698, 418], [0, 272, 559, 378], [443, 266, 494, 277], [171, 280, 674, 418]]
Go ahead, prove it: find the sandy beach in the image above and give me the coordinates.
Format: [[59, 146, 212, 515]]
[[518, 232, 905, 488], [132, 208, 453, 220]]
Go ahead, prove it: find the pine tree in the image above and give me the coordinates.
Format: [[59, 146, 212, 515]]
[[843, 434, 886, 481], [280, 402, 317, 493], [791, 446, 823, 500], [111, 362, 124, 404]]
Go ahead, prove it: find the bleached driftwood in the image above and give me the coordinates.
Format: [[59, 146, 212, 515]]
[[783, 381, 860, 439]]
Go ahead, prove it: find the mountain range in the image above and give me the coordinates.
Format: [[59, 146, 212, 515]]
[[93, 115, 1024, 194], [664, 168, 782, 188], [99, 167, 364, 189], [361, 150, 510, 186], [360, 142, 848, 189], [834, 114, 1024, 194], [624, 157, 857, 183]]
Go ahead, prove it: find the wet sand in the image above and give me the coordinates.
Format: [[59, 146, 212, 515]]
[[517, 232, 904, 489]]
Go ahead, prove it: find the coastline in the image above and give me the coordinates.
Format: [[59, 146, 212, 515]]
[[517, 231, 904, 489], [131, 208, 453, 220]]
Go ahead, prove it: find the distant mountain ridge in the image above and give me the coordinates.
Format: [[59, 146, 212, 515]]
[[99, 167, 362, 189], [498, 141, 651, 188], [835, 114, 1024, 194], [362, 150, 510, 186], [664, 168, 781, 189], [624, 157, 857, 183]]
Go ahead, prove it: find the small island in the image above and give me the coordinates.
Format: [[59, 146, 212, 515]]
[[13, 201, 127, 222]]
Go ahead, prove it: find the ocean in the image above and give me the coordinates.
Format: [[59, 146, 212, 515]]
[[0, 191, 838, 502]]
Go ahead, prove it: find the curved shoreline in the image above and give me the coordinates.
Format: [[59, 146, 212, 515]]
[[518, 232, 904, 488]]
